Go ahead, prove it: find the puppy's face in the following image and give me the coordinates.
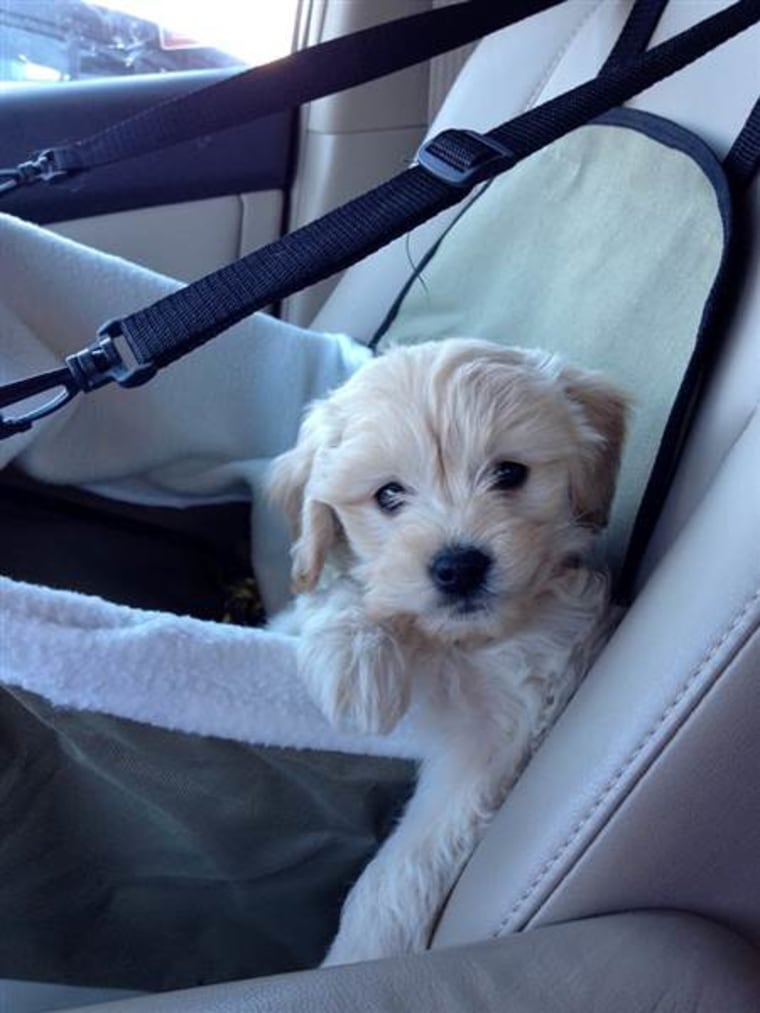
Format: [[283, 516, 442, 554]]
[[270, 339, 627, 644]]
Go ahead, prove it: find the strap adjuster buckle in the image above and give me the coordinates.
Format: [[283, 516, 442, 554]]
[[416, 129, 516, 189]]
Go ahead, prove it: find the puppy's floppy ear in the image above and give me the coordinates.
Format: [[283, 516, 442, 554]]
[[268, 400, 341, 592], [560, 365, 630, 529]]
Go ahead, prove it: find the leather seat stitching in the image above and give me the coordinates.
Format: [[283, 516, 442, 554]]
[[525, 0, 606, 111], [492, 584, 760, 936]]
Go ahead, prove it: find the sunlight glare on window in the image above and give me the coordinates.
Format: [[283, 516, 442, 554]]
[[0, 0, 300, 84], [96, 0, 299, 67]]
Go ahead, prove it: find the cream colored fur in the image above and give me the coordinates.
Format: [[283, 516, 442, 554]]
[[268, 338, 628, 965]]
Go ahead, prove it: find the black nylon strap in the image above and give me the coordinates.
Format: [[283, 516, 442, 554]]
[[724, 96, 760, 185], [114, 0, 760, 374], [601, 0, 670, 71], [601, 0, 759, 190], [36, 0, 566, 179], [114, 166, 454, 367]]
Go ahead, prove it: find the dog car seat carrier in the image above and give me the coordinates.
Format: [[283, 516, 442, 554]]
[[0, 0, 758, 996]]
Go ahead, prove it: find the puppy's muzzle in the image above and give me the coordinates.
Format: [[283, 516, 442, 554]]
[[429, 545, 492, 601]]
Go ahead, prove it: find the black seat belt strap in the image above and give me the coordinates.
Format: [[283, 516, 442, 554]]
[[601, 0, 670, 72], [0, 0, 566, 195], [724, 96, 760, 186], [603, 0, 759, 191], [112, 0, 760, 363], [1, 0, 759, 438]]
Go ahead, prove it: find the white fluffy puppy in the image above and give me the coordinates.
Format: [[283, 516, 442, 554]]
[[269, 338, 628, 966]]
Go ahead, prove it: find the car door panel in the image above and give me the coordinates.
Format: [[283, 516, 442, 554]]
[[0, 69, 294, 279], [52, 189, 285, 282]]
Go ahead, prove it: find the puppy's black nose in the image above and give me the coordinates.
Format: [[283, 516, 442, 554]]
[[430, 546, 492, 598]]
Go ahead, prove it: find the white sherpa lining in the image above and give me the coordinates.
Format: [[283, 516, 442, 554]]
[[0, 577, 423, 759]]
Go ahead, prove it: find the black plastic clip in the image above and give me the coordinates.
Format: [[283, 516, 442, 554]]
[[66, 320, 158, 392], [0, 151, 68, 195], [416, 129, 517, 189], [0, 322, 156, 439]]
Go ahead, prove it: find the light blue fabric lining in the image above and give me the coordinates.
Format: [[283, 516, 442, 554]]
[[378, 114, 728, 577]]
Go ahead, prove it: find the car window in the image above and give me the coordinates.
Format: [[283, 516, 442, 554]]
[[0, 0, 299, 82]]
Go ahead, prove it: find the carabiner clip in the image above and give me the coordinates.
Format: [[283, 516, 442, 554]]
[[0, 168, 22, 195], [0, 323, 157, 439], [0, 366, 80, 437], [0, 151, 68, 196]]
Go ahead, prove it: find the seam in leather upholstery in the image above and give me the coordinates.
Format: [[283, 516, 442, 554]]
[[717, 402, 760, 473], [525, 0, 605, 111], [492, 584, 760, 937]]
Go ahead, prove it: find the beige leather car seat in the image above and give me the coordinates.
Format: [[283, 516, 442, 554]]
[[19, 1, 760, 1009]]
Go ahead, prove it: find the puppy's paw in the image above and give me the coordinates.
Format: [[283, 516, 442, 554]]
[[299, 623, 409, 735], [322, 915, 421, 967], [321, 860, 428, 966]]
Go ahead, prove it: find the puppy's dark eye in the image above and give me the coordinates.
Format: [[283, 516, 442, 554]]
[[374, 482, 406, 513], [491, 461, 529, 491]]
